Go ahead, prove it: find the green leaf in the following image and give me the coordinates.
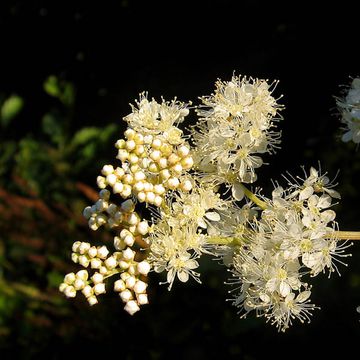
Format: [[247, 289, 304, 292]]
[[43, 75, 60, 98], [0, 95, 24, 127], [42, 113, 64, 145], [61, 82, 75, 107], [71, 127, 101, 146], [47, 271, 63, 288]]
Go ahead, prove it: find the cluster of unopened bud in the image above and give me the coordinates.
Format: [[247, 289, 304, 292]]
[[96, 128, 193, 207], [60, 239, 151, 314], [83, 192, 145, 232]]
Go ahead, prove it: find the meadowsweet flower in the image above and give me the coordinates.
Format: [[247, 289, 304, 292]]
[[336, 77, 360, 144], [124, 93, 190, 144], [226, 167, 351, 331], [192, 75, 283, 187]]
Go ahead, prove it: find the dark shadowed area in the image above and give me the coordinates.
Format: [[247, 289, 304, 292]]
[[0, 1, 359, 359]]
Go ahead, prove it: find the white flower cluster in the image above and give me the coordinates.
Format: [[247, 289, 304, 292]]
[[228, 167, 351, 331], [192, 75, 282, 197], [337, 77, 360, 144], [60, 75, 354, 331]]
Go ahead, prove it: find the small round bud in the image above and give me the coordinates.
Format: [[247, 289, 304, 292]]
[[181, 156, 194, 169], [87, 246, 98, 258], [137, 293, 149, 305], [97, 246, 109, 259], [140, 157, 150, 168], [97, 176, 106, 189], [106, 204, 117, 215], [154, 184, 165, 195], [99, 266, 108, 275], [59, 283, 68, 292], [160, 169, 171, 180], [145, 192, 156, 204], [180, 180, 192, 192], [121, 199, 135, 212], [119, 260, 130, 269], [106, 174, 117, 186], [114, 279, 126, 292], [134, 133, 144, 144], [113, 211, 123, 222], [124, 128, 135, 140], [123, 174, 134, 185], [151, 138, 162, 149], [72, 241, 82, 253], [115, 139, 126, 149], [154, 195, 163, 207], [123, 248, 135, 261], [120, 289, 133, 303], [168, 153, 180, 165], [79, 242, 91, 255], [134, 171, 146, 182], [129, 153, 139, 164], [125, 140, 136, 151], [99, 189, 111, 200], [133, 181, 145, 192], [90, 258, 102, 269], [134, 280, 147, 294], [96, 199, 107, 212], [177, 145, 190, 157], [64, 286, 76, 298], [143, 134, 153, 144], [117, 149, 128, 162], [113, 182, 124, 194], [125, 276, 136, 289], [71, 253, 79, 263], [92, 272, 104, 284], [167, 177, 180, 189], [136, 221, 149, 235], [76, 270, 89, 281], [124, 300, 140, 315], [160, 143, 173, 156], [114, 236, 126, 250], [87, 295, 98, 306], [82, 285, 93, 298], [105, 256, 117, 269], [137, 261, 151, 275], [172, 163, 183, 174], [137, 192, 146, 202], [79, 255, 90, 268], [127, 264, 137, 275], [115, 167, 125, 177], [120, 186, 131, 199], [124, 234, 135, 246], [96, 214, 107, 226], [102, 165, 114, 176], [82, 207, 93, 219], [74, 278, 86, 291], [94, 283, 106, 295], [148, 162, 159, 173], [127, 213, 139, 225]]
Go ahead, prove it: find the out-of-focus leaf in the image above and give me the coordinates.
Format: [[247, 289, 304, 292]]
[[71, 127, 101, 146], [47, 271, 63, 288], [61, 82, 75, 107], [0, 141, 16, 177], [0, 95, 24, 127], [99, 123, 119, 143], [42, 113, 64, 145], [43, 75, 60, 98]]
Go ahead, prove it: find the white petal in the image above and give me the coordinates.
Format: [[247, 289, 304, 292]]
[[266, 278, 277, 292], [302, 252, 323, 269], [232, 182, 244, 201], [326, 188, 341, 199], [205, 211, 221, 221], [279, 281, 291, 297], [178, 270, 189, 283], [296, 290, 311, 303], [299, 186, 314, 201], [186, 259, 199, 270], [318, 194, 332, 209]]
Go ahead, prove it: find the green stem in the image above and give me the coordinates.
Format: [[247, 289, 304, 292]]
[[207, 236, 243, 246], [239, 183, 268, 210]]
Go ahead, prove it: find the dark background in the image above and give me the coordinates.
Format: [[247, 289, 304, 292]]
[[1, 1, 360, 359]]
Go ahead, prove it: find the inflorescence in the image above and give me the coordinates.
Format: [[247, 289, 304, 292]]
[[60, 74, 355, 332]]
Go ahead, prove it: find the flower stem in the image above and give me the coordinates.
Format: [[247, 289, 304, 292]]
[[239, 183, 268, 210], [334, 231, 360, 240], [207, 236, 243, 246]]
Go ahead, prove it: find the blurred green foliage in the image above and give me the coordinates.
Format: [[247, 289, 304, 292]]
[[0, 75, 119, 348]]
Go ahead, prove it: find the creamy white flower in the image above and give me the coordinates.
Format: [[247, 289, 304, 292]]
[[337, 78, 360, 144]]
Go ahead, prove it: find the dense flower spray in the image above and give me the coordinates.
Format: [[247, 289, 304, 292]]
[[60, 74, 357, 332]]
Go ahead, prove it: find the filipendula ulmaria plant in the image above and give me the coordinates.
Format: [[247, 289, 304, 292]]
[[60, 75, 359, 332]]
